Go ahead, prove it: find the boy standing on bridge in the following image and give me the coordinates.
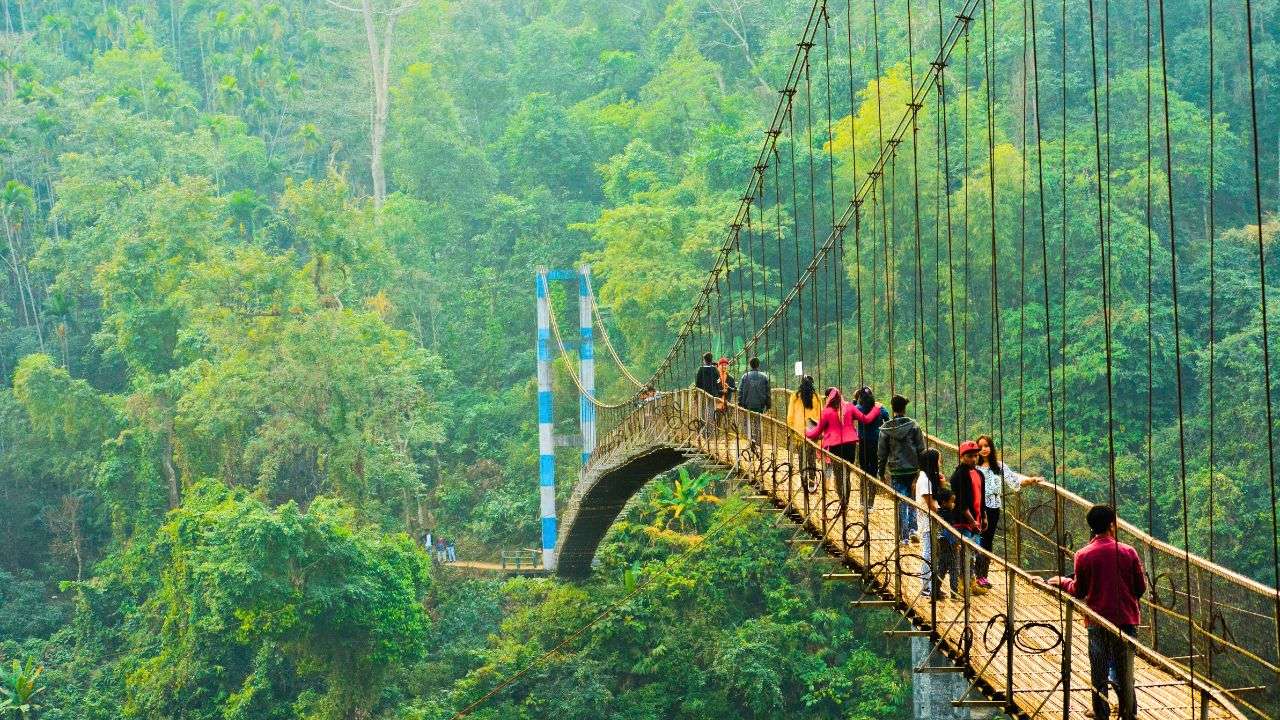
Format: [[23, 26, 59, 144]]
[[877, 394, 925, 544], [949, 440, 989, 597], [932, 488, 961, 598], [1048, 504, 1145, 720], [737, 356, 771, 445]]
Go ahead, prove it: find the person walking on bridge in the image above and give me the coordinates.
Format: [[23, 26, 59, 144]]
[[694, 352, 720, 438], [915, 447, 943, 598], [806, 387, 880, 518], [1048, 505, 1145, 720], [713, 357, 736, 430], [973, 434, 1042, 590], [787, 375, 822, 487], [853, 386, 890, 508], [877, 394, 925, 544], [738, 356, 771, 446]]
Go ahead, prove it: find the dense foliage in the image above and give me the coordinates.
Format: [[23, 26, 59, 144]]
[[404, 495, 908, 720], [0, 0, 921, 717], [0, 0, 1275, 717]]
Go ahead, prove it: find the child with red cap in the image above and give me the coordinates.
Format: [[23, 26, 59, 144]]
[[946, 440, 990, 596]]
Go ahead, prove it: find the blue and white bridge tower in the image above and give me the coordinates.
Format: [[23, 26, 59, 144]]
[[535, 266, 596, 571]]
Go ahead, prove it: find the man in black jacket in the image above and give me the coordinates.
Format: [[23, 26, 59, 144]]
[[694, 352, 720, 437], [737, 356, 771, 445]]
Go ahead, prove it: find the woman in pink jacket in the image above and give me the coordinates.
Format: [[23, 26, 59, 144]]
[[806, 387, 880, 516]]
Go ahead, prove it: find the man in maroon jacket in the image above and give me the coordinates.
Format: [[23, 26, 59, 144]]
[[1048, 504, 1146, 720]]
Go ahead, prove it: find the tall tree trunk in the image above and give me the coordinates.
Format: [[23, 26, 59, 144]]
[[415, 487, 426, 529], [163, 431, 180, 509], [171, 0, 182, 74], [2, 207, 43, 353], [70, 496, 84, 581], [359, 0, 396, 209], [328, 1, 416, 207], [1, 211, 29, 325]]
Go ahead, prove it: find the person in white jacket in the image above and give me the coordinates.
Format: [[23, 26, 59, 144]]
[[915, 448, 943, 597], [973, 434, 1042, 588]]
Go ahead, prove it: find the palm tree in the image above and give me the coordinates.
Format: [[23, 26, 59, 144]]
[[651, 467, 720, 531]]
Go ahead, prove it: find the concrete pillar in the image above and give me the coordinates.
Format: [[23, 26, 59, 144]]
[[578, 265, 595, 465], [911, 637, 1001, 720], [536, 271, 557, 571]]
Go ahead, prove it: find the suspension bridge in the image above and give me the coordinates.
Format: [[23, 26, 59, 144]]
[[506, 1, 1279, 719]]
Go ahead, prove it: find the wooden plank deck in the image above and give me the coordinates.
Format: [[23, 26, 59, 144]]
[[669, 426, 1243, 720]]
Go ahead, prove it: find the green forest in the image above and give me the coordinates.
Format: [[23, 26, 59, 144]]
[[0, 0, 1275, 718]]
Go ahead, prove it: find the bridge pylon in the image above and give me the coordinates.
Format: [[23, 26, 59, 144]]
[[535, 266, 595, 572]]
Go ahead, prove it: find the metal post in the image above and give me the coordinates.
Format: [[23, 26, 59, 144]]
[[579, 265, 596, 465], [962, 538, 971, 666], [536, 271, 558, 572], [1013, 491, 1023, 568], [1062, 601, 1074, 719], [863, 483, 873, 572], [1006, 558, 1016, 713], [896, 491, 904, 602]]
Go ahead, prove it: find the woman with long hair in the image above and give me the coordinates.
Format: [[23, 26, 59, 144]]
[[853, 386, 889, 508], [787, 375, 821, 487], [973, 434, 1042, 588], [805, 387, 880, 516], [787, 375, 820, 430]]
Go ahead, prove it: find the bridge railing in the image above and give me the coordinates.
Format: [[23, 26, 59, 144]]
[[923, 427, 1279, 720], [759, 389, 1251, 717], [753, 386, 1278, 719], [586, 388, 1263, 718]]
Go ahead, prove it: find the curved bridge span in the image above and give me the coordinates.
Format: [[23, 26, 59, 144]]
[[555, 390, 1273, 720]]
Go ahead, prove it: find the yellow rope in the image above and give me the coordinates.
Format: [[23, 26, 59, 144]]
[[544, 290, 632, 409], [584, 279, 646, 388]]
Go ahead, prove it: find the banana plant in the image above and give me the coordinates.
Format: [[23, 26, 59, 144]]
[[651, 467, 720, 531], [0, 658, 44, 718]]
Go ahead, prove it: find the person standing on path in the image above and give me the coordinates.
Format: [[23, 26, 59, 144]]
[[973, 434, 1042, 589], [446, 538, 457, 563], [854, 386, 890, 508], [805, 388, 880, 519], [915, 447, 943, 598], [1048, 505, 1146, 720], [787, 375, 822, 486], [694, 352, 720, 438], [932, 488, 962, 598], [948, 440, 989, 596], [877, 394, 926, 543], [737, 356, 771, 445], [713, 357, 736, 430]]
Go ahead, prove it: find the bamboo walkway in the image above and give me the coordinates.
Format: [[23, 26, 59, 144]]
[[722, 436, 1234, 719], [575, 390, 1251, 720]]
